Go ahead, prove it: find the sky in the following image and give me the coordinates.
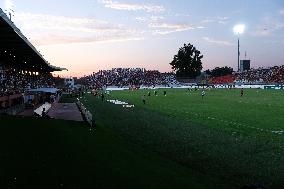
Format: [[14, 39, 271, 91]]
[[1, 0, 284, 77]]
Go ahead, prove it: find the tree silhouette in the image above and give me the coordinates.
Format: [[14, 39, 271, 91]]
[[170, 43, 203, 78], [206, 66, 233, 77]]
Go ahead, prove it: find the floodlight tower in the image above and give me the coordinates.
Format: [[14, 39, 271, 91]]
[[233, 24, 245, 72]]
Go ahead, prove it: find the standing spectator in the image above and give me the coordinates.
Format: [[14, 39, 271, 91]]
[[101, 92, 105, 102]]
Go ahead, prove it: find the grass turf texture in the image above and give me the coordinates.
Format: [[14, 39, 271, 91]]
[[0, 115, 227, 188], [79, 88, 284, 189]]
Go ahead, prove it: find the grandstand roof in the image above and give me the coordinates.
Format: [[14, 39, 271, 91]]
[[0, 8, 67, 72]]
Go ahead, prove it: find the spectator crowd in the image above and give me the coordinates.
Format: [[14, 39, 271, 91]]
[[85, 68, 179, 88], [0, 68, 55, 97], [209, 75, 235, 84], [208, 66, 284, 84], [234, 65, 284, 84]]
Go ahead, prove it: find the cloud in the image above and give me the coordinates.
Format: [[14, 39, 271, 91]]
[[98, 0, 165, 13], [201, 16, 229, 25], [196, 26, 206, 29], [4, 0, 15, 16], [30, 34, 144, 46], [4, 0, 14, 11], [150, 16, 164, 21], [174, 13, 190, 17], [15, 12, 116, 33], [201, 19, 215, 24], [13, 12, 144, 45], [149, 23, 193, 30], [135, 17, 147, 22], [134, 14, 198, 35], [149, 22, 195, 35], [203, 37, 233, 46], [135, 15, 164, 22], [251, 17, 284, 37], [280, 10, 284, 15]]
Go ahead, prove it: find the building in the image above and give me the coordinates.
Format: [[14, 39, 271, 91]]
[[240, 60, 250, 72]]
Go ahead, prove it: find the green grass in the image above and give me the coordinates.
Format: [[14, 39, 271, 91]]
[[0, 115, 229, 189], [79, 88, 284, 189], [59, 94, 79, 103]]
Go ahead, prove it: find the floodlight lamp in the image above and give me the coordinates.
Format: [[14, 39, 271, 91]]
[[233, 24, 245, 35]]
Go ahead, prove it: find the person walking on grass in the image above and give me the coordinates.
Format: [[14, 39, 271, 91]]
[[142, 95, 146, 105], [240, 88, 244, 97], [201, 90, 205, 99], [154, 90, 157, 96]]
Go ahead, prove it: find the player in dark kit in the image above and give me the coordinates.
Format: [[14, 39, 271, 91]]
[[163, 90, 167, 96], [101, 92, 105, 101], [240, 88, 244, 97], [148, 91, 151, 96], [154, 91, 157, 96], [142, 95, 146, 104]]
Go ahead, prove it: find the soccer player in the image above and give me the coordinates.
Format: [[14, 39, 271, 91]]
[[240, 88, 244, 97], [201, 90, 205, 99], [142, 95, 146, 105], [164, 90, 167, 96], [154, 90, 157, 96], [148, 91, 151, 97], [101, 92, 105, 101]]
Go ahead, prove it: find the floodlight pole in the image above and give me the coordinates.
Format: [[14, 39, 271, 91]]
[[238, 37, 240, 72]]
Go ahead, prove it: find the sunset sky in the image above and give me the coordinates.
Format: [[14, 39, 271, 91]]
[[1, 0, 284, 77]]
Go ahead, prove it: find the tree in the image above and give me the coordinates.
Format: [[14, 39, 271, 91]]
[[210, 66, 233, 77], [204, 69, 212, 75], [170, 43, 203, 78]]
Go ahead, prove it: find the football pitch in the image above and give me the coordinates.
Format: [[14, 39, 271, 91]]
[[80, 88, 284, 189], [1, 89, 283, 189], [0, 111, 229, 189]]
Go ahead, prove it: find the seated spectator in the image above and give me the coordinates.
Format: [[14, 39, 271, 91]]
[[84, 68, 179, 89]]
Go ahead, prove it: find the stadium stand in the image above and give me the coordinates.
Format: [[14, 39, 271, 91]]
[[0, 8, 66, 114], [85, 68, 179, 89], [206, 66, 284, 85], [234, 66, 284, 84], [209, 74, 235, 84], [84, 66, 284, 88]]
